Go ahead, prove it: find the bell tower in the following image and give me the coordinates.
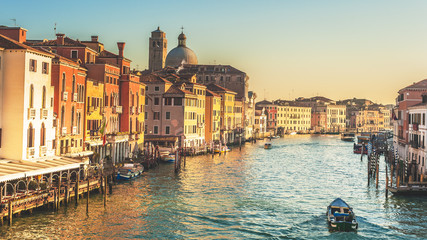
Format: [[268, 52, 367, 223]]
[[149, 27, 167, 72]]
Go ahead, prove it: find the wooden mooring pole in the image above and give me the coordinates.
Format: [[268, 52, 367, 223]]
[[376, 159, 379, 189], [8, 200, 12, 226], [385, 162, 389, 198], [86, 175, 90, 213]]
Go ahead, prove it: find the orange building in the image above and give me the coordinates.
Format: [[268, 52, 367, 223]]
[[120, 73, 146, 154], [50, 54, 87, 156]]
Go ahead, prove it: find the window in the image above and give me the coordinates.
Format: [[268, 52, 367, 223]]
[[155, 86, 160, 91], [71, 107, 75, 128], [165, 126, 170, 135], [42, 86, 46, 108], [29, 59, 37, 72], [166, 112, 171, 120], [153, 112, 160, 120], [62, 73, 66, 92], [72, 75, 76, 95], [174, 97, 182, 106], [61, 106, 65, 128], [28, 123, 34, 148], [154, 97, 160, 105], [71, 50, 78, 59], [29, 84, 34, 108], [42, 62, 49, 74], [145, 112, 148, 120], [40, 123, 46, 146], [165, 98, 172, 105], [154, 126, 159, 134]]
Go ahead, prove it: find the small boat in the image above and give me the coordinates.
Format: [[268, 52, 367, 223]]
[[264, 143, 272, 149], [214, 146, 230, 153], [353, 135, 370, 154], [271, 135, 280, 139], [290, 132, 297, 135], [326, 198, 358, 231], [341, 133, 355, 142], [161, 154, 175, 163], [116, 163, 144, 180]]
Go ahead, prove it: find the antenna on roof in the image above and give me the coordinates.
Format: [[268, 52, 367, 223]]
[[10, 19, 16, 26], [181, 26, 184, 33], [54, 22, 57, 35]]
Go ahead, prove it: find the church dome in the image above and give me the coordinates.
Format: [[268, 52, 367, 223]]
[[165, 32, 198, 67]]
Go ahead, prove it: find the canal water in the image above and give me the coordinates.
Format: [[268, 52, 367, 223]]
[[1, 135, 426, 239]]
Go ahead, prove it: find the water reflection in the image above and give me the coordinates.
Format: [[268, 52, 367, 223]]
[[0, 135, 426, 239]]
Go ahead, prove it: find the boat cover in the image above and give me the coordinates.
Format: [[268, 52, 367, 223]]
[[329, 198, 350, 208]]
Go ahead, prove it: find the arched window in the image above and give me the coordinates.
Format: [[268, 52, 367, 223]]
[[40, 123, 46, 146], [62, 73, 66, 92], [72, 75, 76, 95], [42, 86, 46, 108], [71, 106, 75, 128], [152, 41, 156, 47], [29, 84, 34, 108], [77, 113, 81, 134], [61, 106, 65, 129], [28, 123, 34, 148], [110, 93, 113, 106]]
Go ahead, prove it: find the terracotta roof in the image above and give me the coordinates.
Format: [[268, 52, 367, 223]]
[[140, 73, 172, 84], [206, 89, 220, 97], [34, 47, 83, 67], [0, 34, 54, 57], [181, 64, 245, 75], [256, 100, 273, 105], [206, 83, 237, 94], [164, 85, 195, 96], [400, 79, 427, 92], [26, 37, 87, 47]]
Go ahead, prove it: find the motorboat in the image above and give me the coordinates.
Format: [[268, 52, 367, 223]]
[[264, 143, 272, 149], [116, 163, 144, 180], [353, 135, 370, 154], [340, 132, 355, 142], [214, 146, 230, 153], [326, 198, 358, 231], [161, 154, 175, 163]]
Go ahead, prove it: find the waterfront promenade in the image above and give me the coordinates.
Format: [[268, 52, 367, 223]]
[[1, 135, 425, 239]]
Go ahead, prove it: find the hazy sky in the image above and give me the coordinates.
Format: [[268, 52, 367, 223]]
[[2, 0, 427, 104]]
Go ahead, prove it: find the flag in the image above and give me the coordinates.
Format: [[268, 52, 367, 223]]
[[103, 135, 106, 146]]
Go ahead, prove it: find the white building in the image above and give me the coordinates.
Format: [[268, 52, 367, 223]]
[[0, 31, 56, 161], [407, 103, 427, 177]]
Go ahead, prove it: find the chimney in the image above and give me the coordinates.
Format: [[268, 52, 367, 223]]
[[0, 26, 27, 43], [56, 33, 65, 45], [117, 42, 125, 57], [91, 35, 98, 42]]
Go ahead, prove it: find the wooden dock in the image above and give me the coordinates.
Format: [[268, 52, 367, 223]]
[[388, 182, 427, 196]]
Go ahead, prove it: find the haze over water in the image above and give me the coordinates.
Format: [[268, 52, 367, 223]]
[[1, 135, 426, 239]]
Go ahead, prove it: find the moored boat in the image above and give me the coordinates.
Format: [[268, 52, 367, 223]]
[[326, 198, 358, 231], [116, 163, 144, 180], [340, 132, 355, 142], [353, 135, 370, 154], [264, 143, 272, 149], [161, 154, 175, 163]]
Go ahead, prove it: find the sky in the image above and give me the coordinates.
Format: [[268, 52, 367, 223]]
[[2, 0, 427, 104]]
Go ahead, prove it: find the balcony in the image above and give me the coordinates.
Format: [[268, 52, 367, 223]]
[[88, 106, 95, 113], [62, 91, 68, 101], [114, 106, 123, 114], [130, 106, 135, 115], [39, 146, 47, 156], [27, 147, 35, 158], [73, 92, 78, 102], [197, 122, 205, 128], [40, 108, 48, 119], [28, 108, 36, 119], [413, 123, 419, 131], [72, 126, 77, 135], [61, 127, 67, 136]]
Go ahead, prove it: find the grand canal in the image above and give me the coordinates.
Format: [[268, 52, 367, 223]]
[[1, 135, 426, 239]]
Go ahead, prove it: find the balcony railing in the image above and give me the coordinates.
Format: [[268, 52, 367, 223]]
[[62, 91, 68, 101], [114, 106, 123, 114], [73, 92, 78, 102], [28, 108, 36, 119], [39, 146, 47, 156], [27, 147, 35, 158], [40, 108, 48, 119], [72, 126, 77, 135], [130, 106, 135, 115], [62, 127, 67, 136]]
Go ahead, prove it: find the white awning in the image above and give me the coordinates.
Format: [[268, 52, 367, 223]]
[[0, 157, 88, 183]]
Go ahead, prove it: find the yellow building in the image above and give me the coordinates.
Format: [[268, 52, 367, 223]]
[[205, 89, 221, 143], [84, 78, 105, 159], [184, 82, 207, 147], [275, 102, 311, 133], [207, 84, 237, 144]]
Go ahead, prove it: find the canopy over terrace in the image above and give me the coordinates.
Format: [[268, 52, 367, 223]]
[[0, 157, 88, 183]]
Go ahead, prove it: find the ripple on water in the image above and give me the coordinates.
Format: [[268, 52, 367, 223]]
[[1, 135, 426, 239]]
